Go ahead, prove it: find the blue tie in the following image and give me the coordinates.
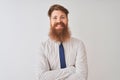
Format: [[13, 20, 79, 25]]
[[59, 43, 66, 68]]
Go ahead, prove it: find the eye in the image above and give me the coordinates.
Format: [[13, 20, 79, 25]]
[[52, 16, 57, 19], [61, 16, 65, 19]]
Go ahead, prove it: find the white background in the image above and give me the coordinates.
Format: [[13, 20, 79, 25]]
[[0, 0, 120, 80]]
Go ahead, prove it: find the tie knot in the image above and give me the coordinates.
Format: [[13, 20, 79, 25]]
[[60, 43, 63, 47]]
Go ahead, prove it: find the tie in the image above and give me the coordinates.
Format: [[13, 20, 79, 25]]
[[59, 43, 66, 68]]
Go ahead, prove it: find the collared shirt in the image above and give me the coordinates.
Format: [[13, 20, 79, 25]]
[[37, 37, 88, 80]]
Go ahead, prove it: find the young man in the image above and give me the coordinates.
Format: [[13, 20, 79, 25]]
[[38, 4, 88, 80]]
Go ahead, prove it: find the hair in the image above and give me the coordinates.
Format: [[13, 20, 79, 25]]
[[48, 4, 69, 17]]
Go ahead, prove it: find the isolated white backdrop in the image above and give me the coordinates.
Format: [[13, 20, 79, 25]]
[[0, 0, 120, 80]]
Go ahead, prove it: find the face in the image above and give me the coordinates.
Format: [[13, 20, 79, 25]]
[[49, 10, 70, 42], [50, 10, 68, 31]]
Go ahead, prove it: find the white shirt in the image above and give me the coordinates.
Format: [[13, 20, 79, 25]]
[[37, 37, 88, 80]]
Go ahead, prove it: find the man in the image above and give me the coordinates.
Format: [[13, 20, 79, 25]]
[[38, 4, 88, 80]]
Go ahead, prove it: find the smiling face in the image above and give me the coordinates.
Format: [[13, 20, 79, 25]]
[[48, 4, 71, 42], [49, 10, 71, 42], [50, 10, 68, 31]]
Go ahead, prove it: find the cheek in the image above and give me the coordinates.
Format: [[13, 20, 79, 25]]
[[63, 19, 68, 25], [50, 21, 54, 27], [51, 22, 55, 27], [63, 21, 68, 26]]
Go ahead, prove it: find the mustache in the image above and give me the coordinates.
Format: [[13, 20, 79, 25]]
[[54, 22, 66, 28]]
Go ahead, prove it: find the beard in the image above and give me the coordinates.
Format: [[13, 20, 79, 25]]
[[49, 22, 71, 42]]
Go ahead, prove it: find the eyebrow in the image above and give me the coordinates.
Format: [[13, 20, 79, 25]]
[[52, 15, 66, 17]]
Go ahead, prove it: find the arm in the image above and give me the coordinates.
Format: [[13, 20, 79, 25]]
[[66, 41, 88, 80], [37, 41, 75, 80]]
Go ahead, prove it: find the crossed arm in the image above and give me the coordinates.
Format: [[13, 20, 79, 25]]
[[37, 41, 88, 80]]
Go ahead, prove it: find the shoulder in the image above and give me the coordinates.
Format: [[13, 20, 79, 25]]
[[70, 37, 86, 51], [70, 37, 84, 44], [39, 36, 50, 46], [39, 36, 55, 47], [70, 37, 86, 48]]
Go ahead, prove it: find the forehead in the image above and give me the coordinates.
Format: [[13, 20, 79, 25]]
[[51, 10, 66, 17]]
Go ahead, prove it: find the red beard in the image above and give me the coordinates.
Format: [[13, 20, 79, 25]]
[[49, 22, 71, 42]]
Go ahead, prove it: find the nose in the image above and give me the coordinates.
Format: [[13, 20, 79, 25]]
[[57, 18, 61, 23]]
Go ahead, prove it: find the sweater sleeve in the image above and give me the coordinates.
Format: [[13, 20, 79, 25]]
[[65, 41, 88, 80]]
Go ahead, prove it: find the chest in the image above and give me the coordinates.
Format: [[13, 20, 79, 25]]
[[44, 43, 77, 69]]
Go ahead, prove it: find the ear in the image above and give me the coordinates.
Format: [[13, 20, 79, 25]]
[[67, 18, 69, 22]]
